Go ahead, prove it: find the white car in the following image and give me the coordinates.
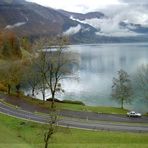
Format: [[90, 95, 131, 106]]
[[127, 111, 142, 117]]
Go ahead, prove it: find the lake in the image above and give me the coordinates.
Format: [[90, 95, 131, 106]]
[[59, 43, 148, 112]]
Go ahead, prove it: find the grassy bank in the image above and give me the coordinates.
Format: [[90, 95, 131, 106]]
[[59, 102, 128, 114], [0, 113, 148, 148], [7, 94, 128, 114]]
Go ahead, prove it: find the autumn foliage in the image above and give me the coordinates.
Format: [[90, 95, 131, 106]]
[[0, 31, 22, 59]]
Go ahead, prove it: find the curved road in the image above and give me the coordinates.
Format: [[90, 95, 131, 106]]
[[0, 101, 148, 133]]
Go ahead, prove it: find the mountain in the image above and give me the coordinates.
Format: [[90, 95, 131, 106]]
[[59, 10, 148, 42], [119, 21, 148, 34], [0, 0, 74, 36], [0, 0, 100, 43], [0, 0, 26, 5], [0, 0, 148, 43]]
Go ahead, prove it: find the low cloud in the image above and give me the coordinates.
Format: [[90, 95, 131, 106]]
[[95, 30, 139, 37], [70, 3, 148, 37], [63, 24, 81, 35]]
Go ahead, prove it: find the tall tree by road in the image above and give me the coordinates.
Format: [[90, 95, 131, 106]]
[[33, 37, 76, 107], [111, 69, 133, 109]]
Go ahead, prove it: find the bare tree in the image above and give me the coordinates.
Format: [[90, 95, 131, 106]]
[[25, 63, 40, 97], [45, 37, 72, 108], [33, 37, 76, 108], [31, 38, 49, 101], [112, 69, 133, 109], [44, 110, 57, 148], [36, 51, 48, 101]]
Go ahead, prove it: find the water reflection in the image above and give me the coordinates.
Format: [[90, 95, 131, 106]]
[[61, 43, 148, 112]]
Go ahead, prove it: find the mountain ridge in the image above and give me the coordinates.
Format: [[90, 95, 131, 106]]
[[0, 0, 148, 43]]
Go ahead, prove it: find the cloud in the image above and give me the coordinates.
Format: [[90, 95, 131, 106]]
[[92, 1, 148, 36], [27, 0, 148, 37], [63, 24, 81, 35], [119, 0, 148, 4], [95, 30, 139, 37], [70, 3, 148, 37], [27, 0, 122, 13], [71, 17, 140, 37]]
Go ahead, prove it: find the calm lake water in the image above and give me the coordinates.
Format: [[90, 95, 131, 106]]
[[59, 43, 148, 112], [33, 43, 148, 112]]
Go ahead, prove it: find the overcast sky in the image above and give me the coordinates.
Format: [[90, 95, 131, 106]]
[[27, 0, 128, 13]]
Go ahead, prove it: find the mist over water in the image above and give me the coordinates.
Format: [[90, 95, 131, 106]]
[[61, 43, 148, 112]]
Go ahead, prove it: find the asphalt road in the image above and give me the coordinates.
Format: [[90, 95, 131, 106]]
[[0, 93, 148, 124], [0, 102, 148, 133], [60, 109, 148, 123]]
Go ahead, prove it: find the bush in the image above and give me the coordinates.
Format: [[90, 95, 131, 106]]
[[62, 100, 85, 106], [46, 98, 85, 105], [46, 98, 62, 103]]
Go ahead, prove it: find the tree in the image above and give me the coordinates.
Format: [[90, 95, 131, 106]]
[[111, 69, 133, 109], [45, 37, 71, 108], [1, 40, 11, 58], [20, 37, 32, 53], [44, 110, 57, 148], [24, 63, 40, 97], [11, 37, 22, 59], [36, 50, 48, 102], [0, 61, 23, 94], [33, 37, 75, 108], [0, 31, 22, 59]]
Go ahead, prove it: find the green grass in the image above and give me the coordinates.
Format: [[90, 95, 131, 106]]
[[58, 103, 128, 114], [12, 94, 128, 115], [0, 113, 148, 148]]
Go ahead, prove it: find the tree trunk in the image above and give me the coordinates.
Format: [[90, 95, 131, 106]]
[[42, 79, 46, 102], [32, 88, 35, 96], [51, 92, 55, 109], [44, 125, 54, 148], [44, 141, 48, 148], [16, 84, 21, 96], [42, 92, 45, 102], [8, 84, 11, 94]]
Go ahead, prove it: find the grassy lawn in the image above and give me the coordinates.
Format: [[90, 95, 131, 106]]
[[10, 94, 128, 114], [0, 113, 148, 148], [58, 103, 128, 114]]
